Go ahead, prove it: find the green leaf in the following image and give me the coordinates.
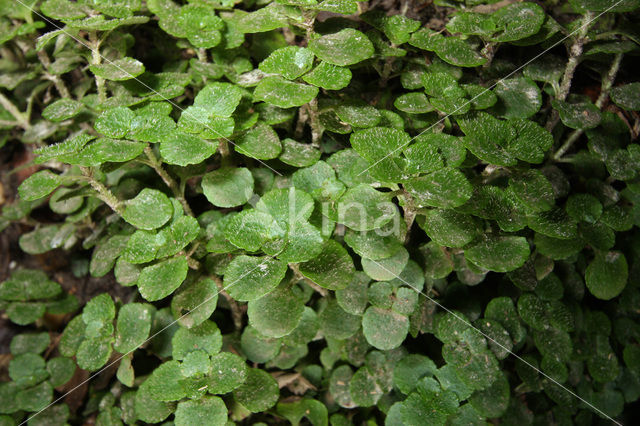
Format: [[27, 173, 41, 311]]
[[193, 82, 243, 117], [404, 132, 466, 173], [362, 306, 409, 350], [202, 167, 254, 208], [527, 207, 578, 239], [82, 293, 115, 327], [318, 298, 360, 339], [16, 381, 53, 412], [278, 222, 325, 263], [224, 255, 288, 301], [393, 354, 437, 394], [447, 12, 496, 36], [122, 189, 173, 230], [552, 100, 602, 130], [328, 184, 396, 231], [88, 100, 139, 133], [233, 368, 279, 412], [405, 168, 472, 209], [491, 2, 545, 42], [610, 82, 640, 110], [396, 381, 459, 424], [253, 76, 319, 108], [506, 119, 553, 164], [509, 170, 555, 213], [469, 372, 510, 417], [236, 4, 289, 33], [394, 92, 433, 114], [225, 209, 284, 252], [137, 256, 189, 301], [10, 332, 50, 355], [585, 251, 628, 300], [279, 138, 322, 167], [76, 337, 112, 371], [494, 77, 541, 119], [413, 32, 487, 67], [18, 170, 62, 201], [135, 379, 175, 423], [349, 366, 383, 407], [42, 98, 83, 122], [234, 122, 282, 159], [172, 320, 222, 360], [207, 352, 248, 394], [568, 0, 640, 13], [361, 247, 409, 281], [9, 353, 47, 387], [302, 61, 352, 90], [156, 216, 200, 258], [335, 272, 370, 316], [175, 396, 227, 426], [144, 360, 187, 401], [259, 46, 315, 80], [256, 187, 315, 228], [41, 0, 86, 20], [308, 29, 374, 66], [277, 398, 328, 426], [171, 277, 218, 329], [0, 269, 61, 301], [90, 234, 128, 277], [465, 235, 530, 272], [298, 239, 355, 290], [248, 285, 304, 338], [566, 193, 603, 223], [46, 357, 75, 387], [114, 303, 153, 353], [457, 112, 517, 166], [90, 57, 145, 81], [419, 209, 479, 247], [329, 365, 355, 408], [159, 132, 216, 166], [336, 102, 381, 128], [292, 161, 346, 202]]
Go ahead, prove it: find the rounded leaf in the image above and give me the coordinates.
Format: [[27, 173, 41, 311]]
[[233, 368, 279, 413], [224, 256, 288, 301], [362, 306, 409, 350], [585, 252, 628, 300], [122, 189, 173, 230], [202, 167, 254, 208], [465, 235, 530, 272], [308, 28, 374, 66]]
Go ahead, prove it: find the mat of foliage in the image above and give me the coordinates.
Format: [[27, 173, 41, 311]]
[[1, 0, 640, 424]]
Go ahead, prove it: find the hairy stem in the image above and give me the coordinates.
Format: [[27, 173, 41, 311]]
[[144, 146, 194, 216], [89, 32, 107, 103], [80, 167, 124, 215], [553, 52, 623, 160], [546, 12, 595, 132], [37, 50, 71, 98], [307, 98, 322, 147], [399, 190, 416, 243], [212, 275, 244, 330], [0, 92, 28, 128]]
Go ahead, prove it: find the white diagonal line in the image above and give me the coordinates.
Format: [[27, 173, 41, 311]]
[[365, 258, 622, 425], [19, 256, 275, 425], [357, 0, 625, 176], [13, 0, 283, 176]]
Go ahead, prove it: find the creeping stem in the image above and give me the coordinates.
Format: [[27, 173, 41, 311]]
[[546, 11, 595, 132], [143, 146, 195, 216], [80, 167, 124, 215], [88, 31, 107, 103], [0, 92, 29, 128], [553, 52, 623, 160]]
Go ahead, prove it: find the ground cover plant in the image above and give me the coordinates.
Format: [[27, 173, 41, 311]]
[[1, 0, 640, 424]]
